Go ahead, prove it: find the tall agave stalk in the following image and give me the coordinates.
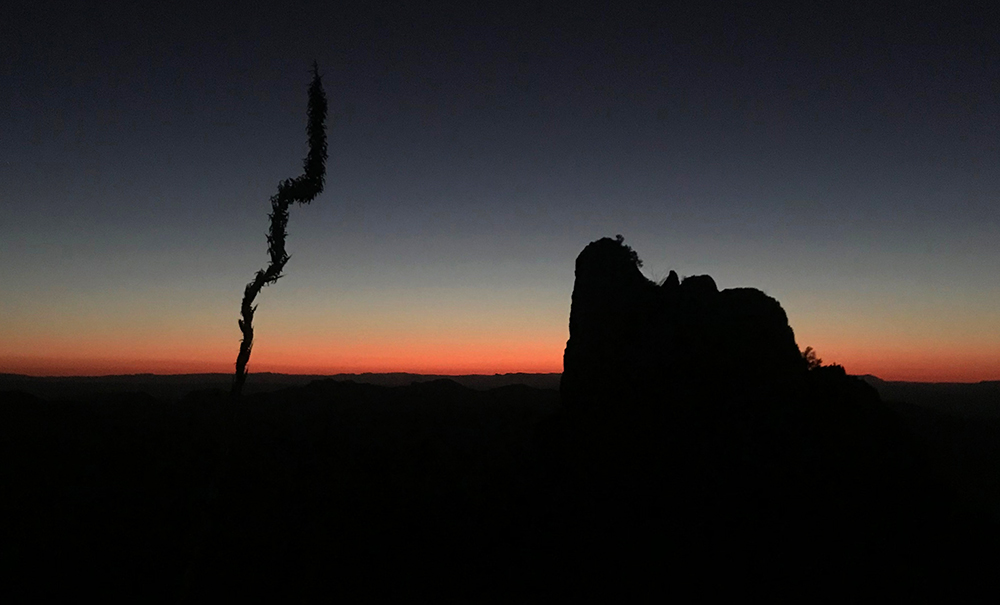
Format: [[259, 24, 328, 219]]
[[232, 63, 328, 398]]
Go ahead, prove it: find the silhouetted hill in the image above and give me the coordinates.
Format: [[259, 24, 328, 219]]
[[860, 374, 1000, 418], [2, 380, 560, 602], [5, 375, 996, 601], [0, 372, 560, 402]]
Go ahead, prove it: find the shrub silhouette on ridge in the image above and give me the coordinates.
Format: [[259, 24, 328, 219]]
[[232, 63, 328, 398]]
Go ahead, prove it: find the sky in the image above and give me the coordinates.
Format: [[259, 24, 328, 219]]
[[2, 1, 998, 381]]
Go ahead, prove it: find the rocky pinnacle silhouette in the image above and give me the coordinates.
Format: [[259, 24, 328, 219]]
[[561, 236, 808, 410], [232, 63, 328, 398]]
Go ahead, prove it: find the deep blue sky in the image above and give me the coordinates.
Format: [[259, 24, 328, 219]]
[[2, 1, 998, 379]]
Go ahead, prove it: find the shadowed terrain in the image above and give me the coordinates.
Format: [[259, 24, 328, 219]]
[[3, 238, 998, 601]]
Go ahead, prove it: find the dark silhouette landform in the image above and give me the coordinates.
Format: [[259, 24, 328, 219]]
[[2, 371, 994, 414], [563, 235, 812, 410], [3, 236, 998, 601], [0, 372, 562, 402]]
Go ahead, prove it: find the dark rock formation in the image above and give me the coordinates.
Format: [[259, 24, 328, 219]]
[[547, 237, 991, 597], [561, 236, 808, 410]]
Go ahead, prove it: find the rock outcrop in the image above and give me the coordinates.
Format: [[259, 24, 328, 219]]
[[561, 236, 808, 410], [548, 237, 964, 598]]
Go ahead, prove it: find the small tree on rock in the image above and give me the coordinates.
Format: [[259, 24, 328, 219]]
[[802, 346, 822, 370]]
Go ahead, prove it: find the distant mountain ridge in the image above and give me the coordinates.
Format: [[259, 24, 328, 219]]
[[2, 371, 997, 414], [0, 371, 562, 402], [859, 374, 1000, 418]]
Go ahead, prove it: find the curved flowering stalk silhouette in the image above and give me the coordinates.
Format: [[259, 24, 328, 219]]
[[232, 63, 328, 397]]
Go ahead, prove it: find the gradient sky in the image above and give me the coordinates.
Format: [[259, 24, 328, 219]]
[[2, 1, 998, 381]]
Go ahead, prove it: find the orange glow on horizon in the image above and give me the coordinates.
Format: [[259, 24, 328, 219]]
[[2, 345, 997, 383], [0, 356, 563, 377], [2, 316, 997, 382], [0, 338, 566, 377], [804, 343, 1000, 383]]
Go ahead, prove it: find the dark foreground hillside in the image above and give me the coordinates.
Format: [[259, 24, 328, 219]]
[[2, 380, 562, 602], [3, 377, 997, 602]]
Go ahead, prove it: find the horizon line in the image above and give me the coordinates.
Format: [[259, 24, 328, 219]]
[[2, 370, 998, 386]]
